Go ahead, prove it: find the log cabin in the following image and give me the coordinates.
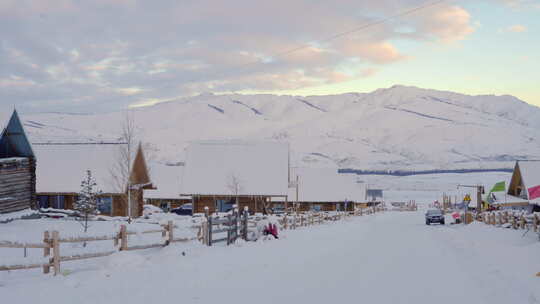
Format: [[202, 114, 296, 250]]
[[0, 110, 36, 214], [34, 142, 155, 217], [272, 167, 365, 212], [144, 161, 191, 211], [180, 140, 289, 214]]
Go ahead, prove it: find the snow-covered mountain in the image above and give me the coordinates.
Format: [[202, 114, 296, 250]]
[[6, 85, 540, 170]]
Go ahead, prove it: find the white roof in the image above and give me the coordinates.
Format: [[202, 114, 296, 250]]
[[144, 163, 183, 199], [35, 144, 122, 193], [288, 167, 366, 202], [180, 140, 288, 196], [490, 191, 528, 205]]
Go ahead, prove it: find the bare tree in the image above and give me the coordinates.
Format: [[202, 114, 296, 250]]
[[110, 111, 137, 221], [227, 174, 243, 205]]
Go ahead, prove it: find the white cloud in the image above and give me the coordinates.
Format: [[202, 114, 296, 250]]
[[506, 24, 528, 32], [0, 0, 478, 111]]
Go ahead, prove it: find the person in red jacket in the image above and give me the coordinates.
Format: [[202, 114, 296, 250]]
[[264, 222, 279, 239]]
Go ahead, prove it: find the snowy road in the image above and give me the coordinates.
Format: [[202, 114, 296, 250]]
[[2, 211, 539, 304]]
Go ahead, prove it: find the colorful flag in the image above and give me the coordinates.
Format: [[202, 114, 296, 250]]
[[528, 185, 540, 200], [490, 181, 505, 193]]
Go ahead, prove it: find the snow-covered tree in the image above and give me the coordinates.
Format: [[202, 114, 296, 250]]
[[75, 170, 101, 233]]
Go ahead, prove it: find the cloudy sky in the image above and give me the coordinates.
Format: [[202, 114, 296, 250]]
[[0, 0, 539, 113]]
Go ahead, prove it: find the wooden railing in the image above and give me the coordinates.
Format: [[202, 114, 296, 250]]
[[0, 221, 195, 275], [480, 211, 540, 232]]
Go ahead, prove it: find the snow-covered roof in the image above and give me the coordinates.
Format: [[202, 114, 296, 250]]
[[180, 140, 288, 196], [490, 191, 528, 205], [34, 144, 123, 194], [144, 163, 183, 199], [287, 168, 366, 202]]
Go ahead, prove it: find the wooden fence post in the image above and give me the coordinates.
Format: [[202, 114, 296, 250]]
[[120, 225, 128, 251], [242, 207, 248, 241], [52, 231, 60, 276], [208, 215, 213, 246], [167, 221, 174, 245], [43, 231, 50, 274], [226, 214, 232, 245]]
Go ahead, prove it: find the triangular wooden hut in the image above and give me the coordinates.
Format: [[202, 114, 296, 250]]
[[0, 110, 36, 213]]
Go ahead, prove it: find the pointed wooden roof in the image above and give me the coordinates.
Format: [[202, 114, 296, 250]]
[[129, 143, 154, 189], [0, 110, 35, 159]]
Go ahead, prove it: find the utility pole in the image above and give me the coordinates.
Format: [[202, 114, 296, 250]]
[[457, 184, 484, 224], [295, 175, 299, 212]]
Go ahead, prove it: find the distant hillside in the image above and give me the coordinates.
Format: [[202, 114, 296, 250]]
[[9, 85, 540, 170]]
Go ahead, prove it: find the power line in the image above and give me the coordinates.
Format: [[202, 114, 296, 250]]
[[268, 0, 447, 61], [195, 0, 448, 82]]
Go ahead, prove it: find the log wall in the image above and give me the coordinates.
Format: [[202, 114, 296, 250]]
[[0, 157, 34, 213]]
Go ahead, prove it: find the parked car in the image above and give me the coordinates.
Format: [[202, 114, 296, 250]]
[[271, 206, 286, 215], [425, 209, 445, 225], [171, 203, 193, 216]]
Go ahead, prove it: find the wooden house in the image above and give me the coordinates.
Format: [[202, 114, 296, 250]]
[[0, 110, 36, 214], [34, 143, 154, 217], [274, 167, 365, 212], [180, 140, 289, 214], [501, 161, 540, 212], [144, 162, 191, 211]]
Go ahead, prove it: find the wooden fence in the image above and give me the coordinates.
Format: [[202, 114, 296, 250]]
[[198, 206, 385, 246], [201, 207, 242, 246], [480, 211, 540, 233], [2, 205, 388, 273], [0, 221, 195, 275]]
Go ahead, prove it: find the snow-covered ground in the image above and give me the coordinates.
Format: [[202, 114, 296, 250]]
[[2, 209, 539, 304]]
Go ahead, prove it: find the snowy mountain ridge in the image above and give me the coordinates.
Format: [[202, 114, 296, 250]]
[[5, 85, 540, 171]]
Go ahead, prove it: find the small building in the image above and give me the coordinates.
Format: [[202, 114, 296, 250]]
[[35, 143, 154, 217], [366, 189, 384, 206], [504, 161, 540, 212], [0, 110, 36, 214], [180, 140, 289, 214], [278, 167, 365, 212]]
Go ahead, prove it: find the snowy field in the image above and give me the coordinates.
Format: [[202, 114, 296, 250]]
[[2, 208, 539, 304], [357, 171, 512, 203]]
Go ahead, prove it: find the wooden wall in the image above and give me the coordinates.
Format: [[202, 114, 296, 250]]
[[146, 198, 190, 210], [0, 157, 34, 213], [193, 196, 270, 214]]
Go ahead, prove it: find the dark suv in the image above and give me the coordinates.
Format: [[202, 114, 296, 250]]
[[171, 203, 193, 216], [425, 209, 445, 225]]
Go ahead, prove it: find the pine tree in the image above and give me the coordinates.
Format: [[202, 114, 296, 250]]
[[75, 170, 101, 233]]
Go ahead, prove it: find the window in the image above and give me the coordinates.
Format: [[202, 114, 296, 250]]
[[49, 195, 65, 209], [160, 202, 170, 211], [37, 195, 49, 209], [97, 196, 112, 215]]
